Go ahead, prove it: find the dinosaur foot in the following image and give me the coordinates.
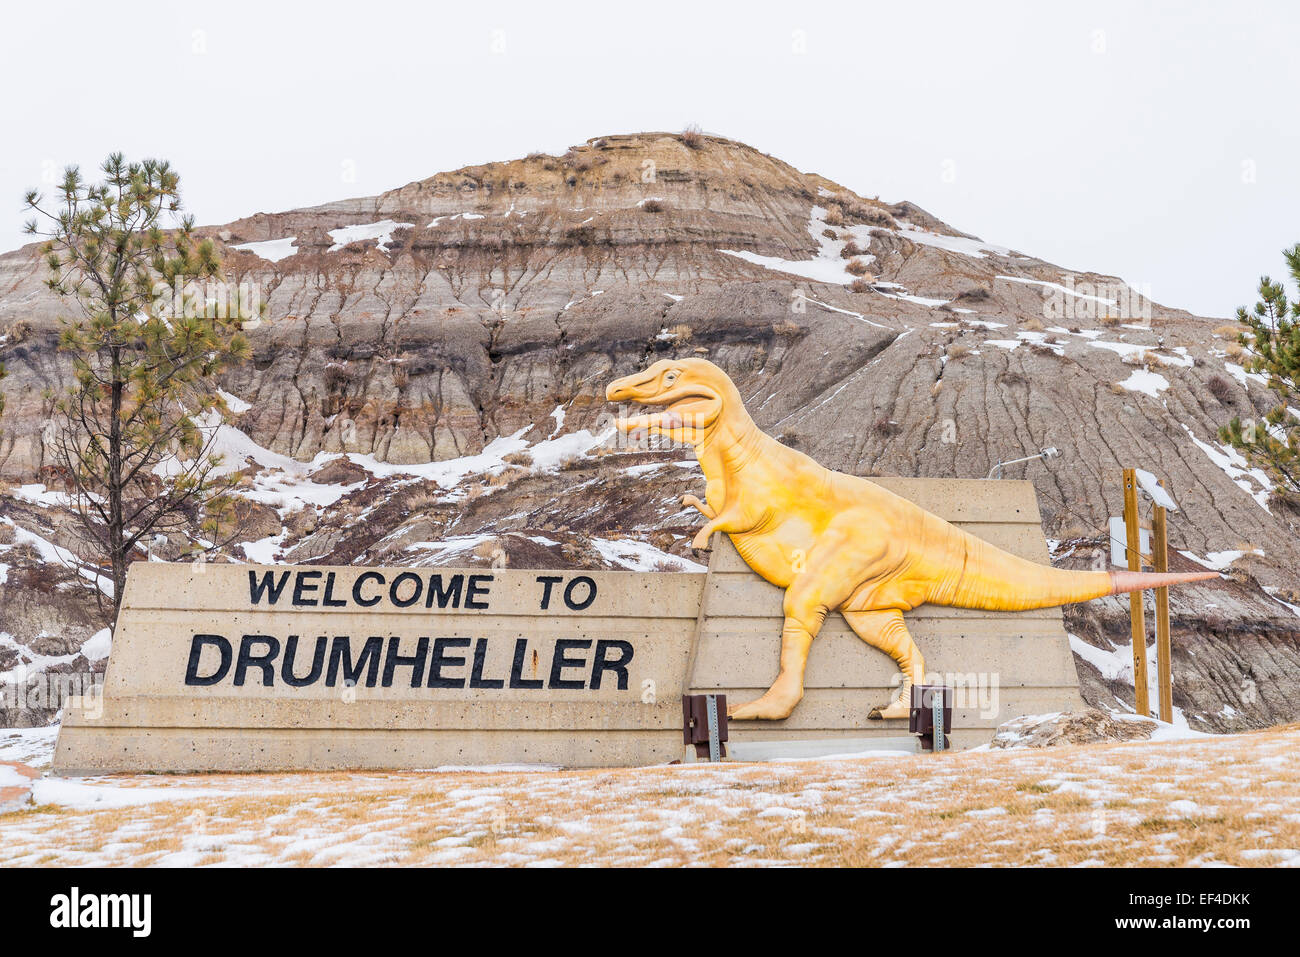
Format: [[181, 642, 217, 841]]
[[867, 698, 911, 721], [728, 691, 800, 721]]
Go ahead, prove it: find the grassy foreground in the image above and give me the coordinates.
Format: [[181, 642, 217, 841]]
[[1, 725, 1298, 867]]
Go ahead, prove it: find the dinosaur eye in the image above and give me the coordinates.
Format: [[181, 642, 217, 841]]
[[664, 370, 680, 385]]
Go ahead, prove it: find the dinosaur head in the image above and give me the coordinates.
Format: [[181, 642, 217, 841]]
[[605, 358, 737, 444]]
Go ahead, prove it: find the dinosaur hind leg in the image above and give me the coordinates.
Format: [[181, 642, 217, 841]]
[[841, 609, 925, 721], [727, 580, 834, 721]]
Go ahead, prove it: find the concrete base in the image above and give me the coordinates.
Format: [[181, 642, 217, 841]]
[[723, 736, 920, 762]]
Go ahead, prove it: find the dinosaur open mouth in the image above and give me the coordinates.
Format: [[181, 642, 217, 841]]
[[665, 395, 720, 429]]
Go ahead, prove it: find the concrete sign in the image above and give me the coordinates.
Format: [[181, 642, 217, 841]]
[[55, 478, 1090, 772], [55, 566, 705, 772]]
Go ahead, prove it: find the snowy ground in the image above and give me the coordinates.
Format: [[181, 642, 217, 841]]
[[1, 725, 1298, 867]]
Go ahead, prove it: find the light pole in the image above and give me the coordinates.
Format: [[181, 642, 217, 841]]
[[987, 447, 1060, 480]]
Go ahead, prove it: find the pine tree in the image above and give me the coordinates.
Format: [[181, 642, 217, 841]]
[[24, 154, 255, 624], [1219, 243, 1300, 504]]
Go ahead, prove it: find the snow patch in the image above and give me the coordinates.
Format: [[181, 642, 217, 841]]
[[327, 220, 414, 253], [1181, 424, 1273, 512], [1118, 368, 1169, 398], [231, 236, 298, 263], [589, 539, 706, 573], [80, 627, 112, 662]]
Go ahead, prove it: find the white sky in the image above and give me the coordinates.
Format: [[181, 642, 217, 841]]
[[2, 0, 1296, 319]]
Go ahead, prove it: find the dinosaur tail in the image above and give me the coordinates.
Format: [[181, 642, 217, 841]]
[[945, 532, 1217, 612]]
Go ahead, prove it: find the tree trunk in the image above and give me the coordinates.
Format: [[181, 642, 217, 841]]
[[109, 342, 125, 627]]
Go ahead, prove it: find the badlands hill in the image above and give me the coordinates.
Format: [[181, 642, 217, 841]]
[[0, 131, 1296, 730]]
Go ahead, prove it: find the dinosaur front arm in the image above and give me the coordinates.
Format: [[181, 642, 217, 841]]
[[682, 494, 716, 519], [690, 504, 770, 549]]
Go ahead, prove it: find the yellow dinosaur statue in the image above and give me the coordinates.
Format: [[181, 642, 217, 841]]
[[606, 358, 1216, 721]]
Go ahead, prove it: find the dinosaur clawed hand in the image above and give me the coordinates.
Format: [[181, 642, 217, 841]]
[[682, 494, 714, 518]]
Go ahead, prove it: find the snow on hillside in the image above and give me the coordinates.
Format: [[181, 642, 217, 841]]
[[231, 237, 298, 262], [719, 204, 1006, 309], [326, 220, 414, 252]]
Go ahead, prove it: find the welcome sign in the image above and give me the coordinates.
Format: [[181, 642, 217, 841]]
[[188, 569, 635, 693], [55, 563, 706, 772], [54, 479, 1086, 772]]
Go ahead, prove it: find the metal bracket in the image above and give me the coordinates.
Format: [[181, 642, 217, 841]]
[[910, 684, 952, 752], [706, 694, 721, 763], [682, 693, 728, 761]]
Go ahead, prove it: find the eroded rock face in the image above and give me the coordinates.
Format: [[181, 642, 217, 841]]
[[990, 709, 1158, 748], [3, 131, 1299, 731]]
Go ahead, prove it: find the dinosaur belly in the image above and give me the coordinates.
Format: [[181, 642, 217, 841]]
[[732, 517, 827, 589]]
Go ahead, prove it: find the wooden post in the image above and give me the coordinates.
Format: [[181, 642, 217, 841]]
[[1153, 505, 1173, 723], [1122, 468, 1150, 716]]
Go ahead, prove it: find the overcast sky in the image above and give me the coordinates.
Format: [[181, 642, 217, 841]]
[[2, 0, 1296, 318]]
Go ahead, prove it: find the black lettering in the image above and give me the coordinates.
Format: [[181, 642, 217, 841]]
[[382, 636, 429, 687], [509, 638, 543, 689], [469, 637, 504, 689], [234, 635, 281, 687], [564, 576, 597, 611], [548, 639, 591, 690], [389, 572, 424, 608], [353, 572, 385, 608], [327, 636, 384, 687], [536, 575, 563, 610], [466, 574, 493, 609], [322, 572, 347, 607], [248, 570, 291, 605], [281, 635, 327, 687], [425, 574, 464, 609], [591, 639, 633, 690], [292, 570, 322, 606], [185, 634, 232, 686], [428, 637, 471, 688]]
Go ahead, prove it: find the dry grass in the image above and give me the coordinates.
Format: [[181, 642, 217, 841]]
[[5, 727, 1297, 867], [1207, 375, 1233, 404]]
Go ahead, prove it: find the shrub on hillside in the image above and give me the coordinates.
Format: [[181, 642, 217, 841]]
[[1207, 375, 1233, 404]]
